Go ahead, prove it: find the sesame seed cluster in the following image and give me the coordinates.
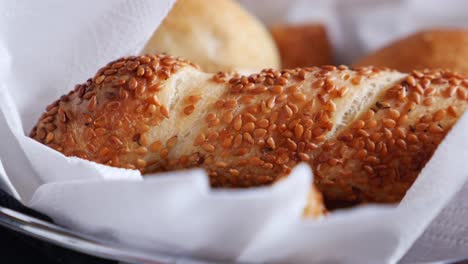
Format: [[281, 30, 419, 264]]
[[30, 54, 198, 169], [176, 65, 391, 188], [314, 70, 468, 203], [30, 54, 468, 204]]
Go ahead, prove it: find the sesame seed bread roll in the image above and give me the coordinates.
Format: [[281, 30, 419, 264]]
[[31, 54, 467, 205], [143, 0, 280, 73], [30, 54, 403, 185]]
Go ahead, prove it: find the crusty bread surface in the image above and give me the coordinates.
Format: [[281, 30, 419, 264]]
[[143, 0, 280, 73], [31, 54, 468, 204]]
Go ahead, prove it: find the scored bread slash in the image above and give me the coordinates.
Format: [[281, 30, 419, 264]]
[[30, 54, 468, 209]]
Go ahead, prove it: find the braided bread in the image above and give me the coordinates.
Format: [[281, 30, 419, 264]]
[[30, 54, 468, 204]]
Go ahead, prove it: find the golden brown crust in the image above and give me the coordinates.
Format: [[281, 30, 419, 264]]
[[270, 23, 332, 69], [31, 54, 400, 187], [30, 55, 199, 170], [354, 29, 468, 75], [143, 0, 280, 72], [31, 54, 468, 205], [314, 69, 468, 203]]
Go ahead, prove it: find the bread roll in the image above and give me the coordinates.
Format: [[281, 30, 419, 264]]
[[30, 54, 468, 204], [143, 0, 280, 73], [271, 23, 332, 69], [354, 29, 468, 75]]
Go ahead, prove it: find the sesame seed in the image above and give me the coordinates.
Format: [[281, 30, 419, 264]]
[[184, 105, 195, 115], [286, 138, 297, 151], [194, 134, 205, 146], [242, 122, 255, 132], [136, 66, 145, 76], [160, 148, 169, 158], [328, 158, 339, 166], [294, 124, 304, 138], [362, 110, 374, 120], [253, 128, 267, 138], [448, 106, 458, 117], [429, 124, 444, 133], [136, 159, 146, 168], [407, 133, 419, 143], [127, 78, 137, 90], [235, 148, 249, 156], [424, 87, 436, 96], [229, 169, 240, 176], [388, 109, 400, 119], [233, 134, 243, 148], [135, 133, 146, 145], [167, 136, 178, 148], [243, 132, 254, 144], [356, 149, 367, 159], [88, 96, 97, 112], [383, 119, 396, 128], [445, 86, 457, 97], [44, 132, 54, 143], [265, 137, 276, 149], [104, 69, 117, 75], [270, 85, 283, 94], [215, 161, 227, 168], [109, 135, 123, 146], [95, 75, 105, 84], [421, 114, 432, 123], [414, 84, 424, 95], [351, 76, 362, 85], [298, 153, 310, 161], [433, 109, 446, 121], [233, 116, 242, 131], [255, 119, 269, 128], [423, 97, 434, 106], [363, 165, 374, 174], [406, 75, 416, 86], [457, 89, 467, 100], [383, 128, 392, 139], [222, 136, 233, 148], [410, 92, 421, 104], [223, 112, 233, 124], [243, 113, 257, 122], [366, 140, 376, 152], [126, 61, 139, 71], [99, 147, 110, 156], [292, 92, 306, 102], [160, 105, 170, 118], [201, 143, 215, 152], [112, 78, 126, 87], [415, 123, 429, 131], [283, 105, 293, 117], [239, 95, 254, 104], [135, 146, 148, 155], [251, 85, 268, 94], [224, 99, 237, 109], [206, 113, 217, 121]]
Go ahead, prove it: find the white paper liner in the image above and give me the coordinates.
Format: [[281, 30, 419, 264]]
[[1, 0, 468, 262]]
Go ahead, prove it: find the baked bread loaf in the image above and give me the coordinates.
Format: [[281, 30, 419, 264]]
[[271, 23, 332, 68], [143, 0, 280, 73], [30, 54, 468, 205], [354, 29, 468, 75]]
